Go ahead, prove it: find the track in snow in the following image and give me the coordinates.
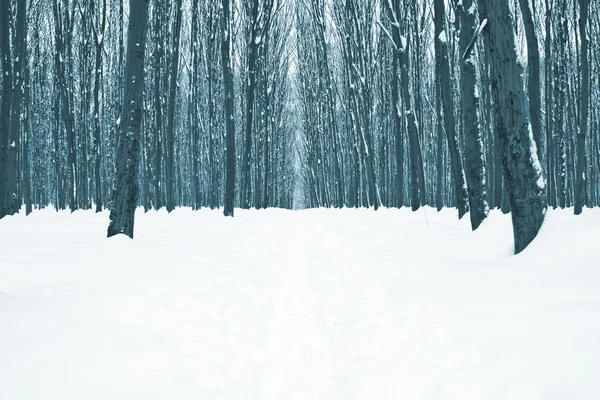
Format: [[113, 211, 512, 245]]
[[1, 207, 600, 400]]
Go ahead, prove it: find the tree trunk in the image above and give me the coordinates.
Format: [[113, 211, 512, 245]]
[[435, 0, 469, 218], [518, 0, 543, 163], [107, 0, 150, 238], [0, 0, 12, 218], [221, 0, 236, 217], [242, 0, 259, 209], [575, 0, 590, 215], [92, 0, 106, 213], [52, 0, 77, 211], [459, 0, 489, 230], [153, 1, 163, 210], [478, 0, 548, 254], [165, 0, 183, 212], [545, 0, 555, 207]]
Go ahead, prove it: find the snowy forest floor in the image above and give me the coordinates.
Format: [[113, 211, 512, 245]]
[[1, 207, 600, 400]]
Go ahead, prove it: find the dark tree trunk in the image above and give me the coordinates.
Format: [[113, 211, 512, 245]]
[[52, 0, 77, 211], [242, 0, 259, 209], [518, 0, 543, 163], [92, 0, 106, 213], [575, 0, 590, 215], [221, 0, 236, 217], [545, 0, 555, 207], [435, 0, 469, 218], [479, 0, 548, 254], [459, 0, 489, 230], [107, 0, 150, 239], [153, 1, 163, 210], [0, 0, 12, 218]]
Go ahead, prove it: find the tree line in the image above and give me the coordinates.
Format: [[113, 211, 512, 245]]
[[0, 0, 597, 253]]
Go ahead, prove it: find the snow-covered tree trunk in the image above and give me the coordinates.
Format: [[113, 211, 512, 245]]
[[478, 0, 548, 254], [459, 0, 489, 230], [107, 0, 150, 239], [518, 0, 543, 163]]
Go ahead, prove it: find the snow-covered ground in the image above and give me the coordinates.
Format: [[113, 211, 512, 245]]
[[1, 207, 600, 400]]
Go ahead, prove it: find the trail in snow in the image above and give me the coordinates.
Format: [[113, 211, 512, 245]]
[[1, 207, 600, 400]]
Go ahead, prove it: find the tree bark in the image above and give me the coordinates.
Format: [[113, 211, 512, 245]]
[[434, 0, 469, 218], [165, 0, 183, 212], [478, 0, 548, 254], [518, 0, 543, 163], [459, 0, 489, 230], [107, 0, 150, 238], [222, 0, 236, 217], [0, 0, 12, 218], [92, 0, 106, 213], [575, 0, 590, 215]]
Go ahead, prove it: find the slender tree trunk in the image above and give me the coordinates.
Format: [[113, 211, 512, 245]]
[[190, 0, 201, 210], [459, 0, 489, 230], [153, 1, 163, 210], [545, 0, 555, 207], [22, 0, 31, 215], [92, 0, 106, 213], [52, 0, 77, 211], [221, 0, 236, 217], [107, 0, 150, 238], [435, 0, 469, 218], [242, 0, 259, 209], [479, 0, 548, 254], [165, 0, 183, 212], [0, 0, 12, 218]]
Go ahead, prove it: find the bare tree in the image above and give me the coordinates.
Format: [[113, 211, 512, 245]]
[[221, 0, 236, 217], [107, 0, 150, 238], [478, 0, 548, 253]]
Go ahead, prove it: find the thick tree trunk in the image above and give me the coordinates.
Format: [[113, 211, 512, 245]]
[[518, 0, 543, 163], [575, 0, 590, 215], [479, 0, 548, 254], [459, 0, 489, 230], [221, 0, 236, 217], [107, 0, 150, 238]]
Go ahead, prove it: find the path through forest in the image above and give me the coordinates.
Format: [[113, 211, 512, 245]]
[[1, 208, 600, 399]]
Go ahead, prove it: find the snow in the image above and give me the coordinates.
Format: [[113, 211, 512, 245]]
[[438, 30, 447, 43], [467, 2, 476, 15], [400, 35, 407, 52], [1, 207, 600, 400]]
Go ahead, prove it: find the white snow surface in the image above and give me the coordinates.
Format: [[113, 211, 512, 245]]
[[1, 207, 600, 400]]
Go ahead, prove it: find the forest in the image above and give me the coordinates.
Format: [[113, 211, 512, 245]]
[[2, 1, 600, 398], [0, 0, 599, 247]]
